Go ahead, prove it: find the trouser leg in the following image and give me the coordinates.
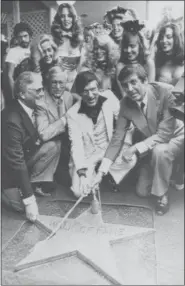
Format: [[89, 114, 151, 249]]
[[27, 140, 61, 183]]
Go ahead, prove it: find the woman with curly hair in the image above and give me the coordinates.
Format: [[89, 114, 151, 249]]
[[51, 3, 84, 90], [80, 33, 120, 91], [116, 20, 155, 98], [155, 23, 184, 86], [104, 6, 138, 50]]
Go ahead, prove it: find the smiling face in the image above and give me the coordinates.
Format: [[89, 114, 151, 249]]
[[112, 18, 124, 40], [81, 80, 100, 107], [160, 27, 174, 55], [17, 31, 31, 48], [123, 33, 140, 62], [40, 40, 54, 64], [120, 73, 146, 102], [50, 72, 66, 99], [60, 7, 73, 31]]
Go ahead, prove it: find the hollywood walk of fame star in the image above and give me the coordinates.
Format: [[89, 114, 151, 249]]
[[15, 207, 155, 285]]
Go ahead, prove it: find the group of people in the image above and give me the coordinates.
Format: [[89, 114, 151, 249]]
[[1, 3, 184, 222]]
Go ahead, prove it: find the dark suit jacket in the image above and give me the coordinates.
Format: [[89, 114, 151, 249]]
[[105, 82, 179, 162], [2, 100, 41, 198]]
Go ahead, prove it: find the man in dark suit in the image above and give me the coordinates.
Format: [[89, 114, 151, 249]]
[[2, 72, 61, 221], [93, 64, 184, 215]]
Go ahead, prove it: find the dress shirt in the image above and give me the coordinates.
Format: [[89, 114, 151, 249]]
[[137, 92, 148, 115]]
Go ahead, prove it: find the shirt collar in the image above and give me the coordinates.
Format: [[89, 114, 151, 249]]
[[18, 100, 34, 119], [78, 95, 107, 114], [137, 92, 148, 108]]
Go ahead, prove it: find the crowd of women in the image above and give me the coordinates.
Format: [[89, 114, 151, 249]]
[[2, 2, 184, 108]]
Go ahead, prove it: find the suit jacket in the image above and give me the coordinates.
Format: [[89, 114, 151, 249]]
[[104, 82, 184, 162], [35, 90, 74, 142], [2, 100, 41, 198], [67, 90, 120, 171]]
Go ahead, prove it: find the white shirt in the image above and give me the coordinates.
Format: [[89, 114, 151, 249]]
[[5, 46, 30, 67], [18, 100, 35, 124]]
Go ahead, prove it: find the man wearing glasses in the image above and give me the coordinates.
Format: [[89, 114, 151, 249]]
[[35, 66, 75, 184], [2, 72, 61, 222]]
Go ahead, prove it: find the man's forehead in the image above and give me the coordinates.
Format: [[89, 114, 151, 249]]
[[51, 73, 66, 81], [29, 75, 43, 87], [122, 73, 139, 83], [84, 80, 97, 90], [18, 31, 29, 37]]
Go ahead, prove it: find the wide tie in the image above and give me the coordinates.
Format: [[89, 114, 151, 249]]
[[140, 102, 146, 116], [31, 111, 36, 127]]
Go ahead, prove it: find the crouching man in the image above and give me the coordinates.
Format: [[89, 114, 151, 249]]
[[67, 71, 137, 197], [2, 72, 61, 221], [93, 64, 184, 215]]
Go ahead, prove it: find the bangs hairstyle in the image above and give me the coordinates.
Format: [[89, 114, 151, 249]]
[[51, 3, 83, 48], [120, 31, 146, 66], [85, 34, 120, 76], [155, 23, 184, 67], [75, 71, 98, 95], [14, 71, 37, 98], [118, 64, 147, 83]]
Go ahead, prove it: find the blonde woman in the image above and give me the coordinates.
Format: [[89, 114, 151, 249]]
[[81, 33, 120, 91]]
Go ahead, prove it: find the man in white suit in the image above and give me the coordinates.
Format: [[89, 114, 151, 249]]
[[67, 71, 137, 197]]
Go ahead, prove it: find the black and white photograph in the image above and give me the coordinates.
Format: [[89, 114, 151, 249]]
[[1, 0, 184, 285]]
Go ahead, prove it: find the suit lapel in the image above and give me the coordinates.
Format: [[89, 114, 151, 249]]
[[102, 101, 112, 140], [16, 102, 37, 140], [45, 92, 59, 120], [125, 98, 151, 138], [146, 85, 158, 134]]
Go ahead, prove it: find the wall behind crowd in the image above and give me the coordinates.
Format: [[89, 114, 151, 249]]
[[74, 1, 147, 25]]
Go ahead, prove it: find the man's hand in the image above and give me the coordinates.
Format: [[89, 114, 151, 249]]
[[122, 145, 137, 163], [23, 195, 39, 222], [25, 201, 39, 222], [92, 171, 104, 190], [79, 176, 91, 196]]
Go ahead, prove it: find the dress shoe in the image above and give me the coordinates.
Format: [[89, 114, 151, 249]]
[[156, 193, 169, 215]]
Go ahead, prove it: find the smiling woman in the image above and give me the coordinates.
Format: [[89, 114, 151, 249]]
[[155, 22, 184, 85]]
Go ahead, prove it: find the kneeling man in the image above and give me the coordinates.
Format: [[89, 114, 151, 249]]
[[93, 64, 184, 215], [2, 72, 61, 221], [67, 71, 137, 197]]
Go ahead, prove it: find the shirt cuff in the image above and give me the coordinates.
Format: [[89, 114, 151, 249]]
[[22, 195, 36, 206], [135, 142, 149, 156], [98, 158, 113, 175]]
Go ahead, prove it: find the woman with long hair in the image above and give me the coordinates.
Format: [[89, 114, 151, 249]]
[[155, 22, 184, 86], [31, 34, 58, 86], [116, 20, 155, 98], [81, 33, 120, 91], [51, 3, 84, 91]]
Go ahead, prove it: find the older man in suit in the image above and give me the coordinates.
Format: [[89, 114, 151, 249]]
[[93, 64, 184, 215], [67, 71, 137, 197], [2, 72, 61, 221], [35, 66, 75, 184]]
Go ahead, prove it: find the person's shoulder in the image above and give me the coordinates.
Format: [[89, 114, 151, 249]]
[[66, 100, 81, 118], [2, 103, 22, 125], [149, 81, 174, 94]]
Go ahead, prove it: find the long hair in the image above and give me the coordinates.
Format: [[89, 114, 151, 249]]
[[84, 34, 120, 77], [51, 3, 83, 48], [120, 31, 146, 66], [155, 23, 184, 67]]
